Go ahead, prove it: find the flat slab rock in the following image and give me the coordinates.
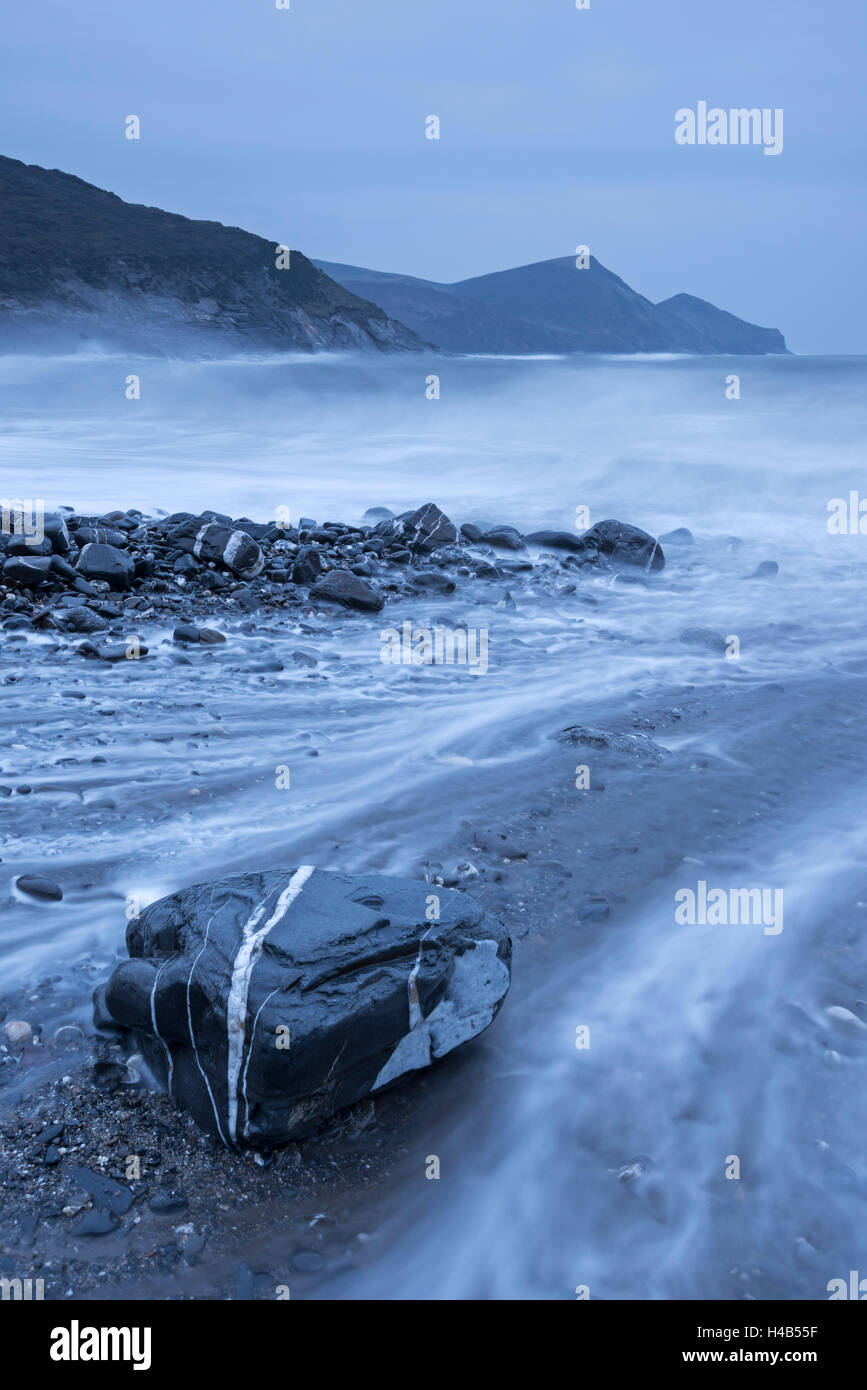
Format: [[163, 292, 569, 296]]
[[97, 868, 511, 1148]]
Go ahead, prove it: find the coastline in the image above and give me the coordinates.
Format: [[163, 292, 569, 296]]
[[3, 607, 866, 1295]]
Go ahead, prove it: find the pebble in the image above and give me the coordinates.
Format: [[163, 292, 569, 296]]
[[76, 1208, 120, 1237], [149, 1189, 188, 1213], [578, 898, 610, 922], [53, 1025, 84, 1047], [2, 1019, 33, 1047], [15, 874, 63, 901]]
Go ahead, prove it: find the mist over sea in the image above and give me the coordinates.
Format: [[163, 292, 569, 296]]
[[2, 350, 865, 539], [3, 349, 867, 1298]]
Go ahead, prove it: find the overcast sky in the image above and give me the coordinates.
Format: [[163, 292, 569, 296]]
[[2, 0, 865, 352]]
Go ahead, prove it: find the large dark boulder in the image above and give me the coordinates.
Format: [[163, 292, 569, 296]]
[[0, 508, 69, 554], [166, 517, 263, 580], [76, 542, 135, 590], [579, 520, 665, 571], [2, 554, 55, 586], [310, 569, 385, 612], [96, 867, 511, 1149], [5, 534, 53, 556], [292, 545, 324, 587]]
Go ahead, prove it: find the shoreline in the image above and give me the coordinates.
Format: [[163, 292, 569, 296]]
[[3, 648, 865, 1296]]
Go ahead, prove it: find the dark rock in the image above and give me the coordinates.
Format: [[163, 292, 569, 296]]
[[173, 553, 199, 576], [6, 534, 52, 556], [92, 1059, 132, 1089], [48, 555, 80, 583], [149, 1190, 188, 1213], [1, 509, 69, 554], [182, 1232, 207, 1262], [173, 623, 201, 644], [481, 525, 524, 550], [167, 518, 264, 580], [74, 526, 129, 548], [310, 570, 385, 613], [377, 503, 457, 554], [428, 545, 472, 566], [579, 520, 665, 571], [98, 866, 511, 1148], [75, 1208, 120, 1237], [362, 507, 394, 522], [76, 542, 135, 590], [410, 572, 456, 595], [15, 874, 63, 901], [33, 1123, 65, 1146], [2, 555, 55, 586], [524, 530, 584, 552], [89, 641, 150, 662], [72, 577, 99, 597], [67, 1165, 135, 1215], [59, 607, 110, 635], [460, 523, 485, 544], [43, 512, 72, 555], [233, 518, 281, 542], [292, 546, 324, 586], [92, 982, 124, 1032]]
